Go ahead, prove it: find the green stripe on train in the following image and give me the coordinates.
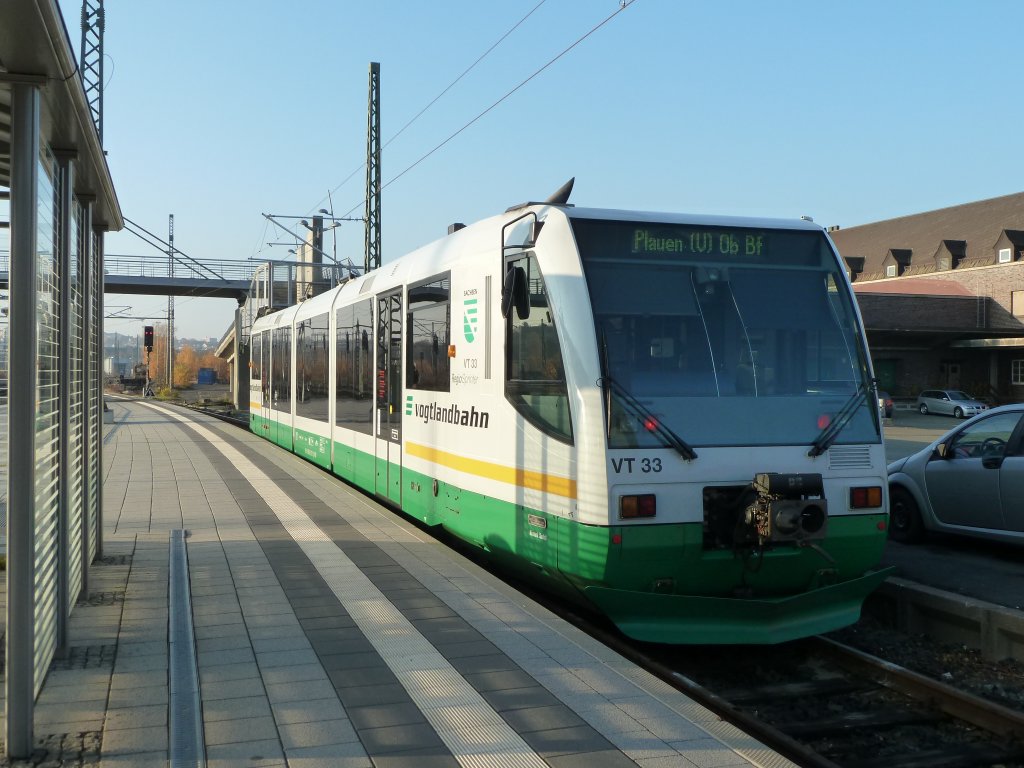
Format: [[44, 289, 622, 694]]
[[254, 418, 889, 639]]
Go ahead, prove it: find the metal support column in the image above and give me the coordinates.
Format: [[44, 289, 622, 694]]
[[365, 61, 381, 274], [55, 150, 76, 659], [80, 0, 105, 142], [79, 195, 94, 595], [94, 226, 104, 560], [167, 214, 174, 389], [233, 302, 246, 412], [6, 79, 42, 760]]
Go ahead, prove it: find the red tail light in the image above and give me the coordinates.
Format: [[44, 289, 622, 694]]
[[850, 486, 883, 509], [620, 494, 656, 519]]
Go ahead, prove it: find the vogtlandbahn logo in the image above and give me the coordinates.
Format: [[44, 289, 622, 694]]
[[408, 396, 490, 429], [463, 297, 478, 343]]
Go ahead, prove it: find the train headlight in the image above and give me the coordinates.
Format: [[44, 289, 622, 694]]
[[620, 494, 656, 519]]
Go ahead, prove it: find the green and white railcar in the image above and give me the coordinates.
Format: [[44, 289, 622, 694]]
[[249, 192, 892, 644]]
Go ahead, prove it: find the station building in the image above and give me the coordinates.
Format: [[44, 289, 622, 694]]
[[829, 191, 1024, 403]]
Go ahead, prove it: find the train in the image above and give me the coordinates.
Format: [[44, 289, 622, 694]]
[[249, 180, 893, 644]]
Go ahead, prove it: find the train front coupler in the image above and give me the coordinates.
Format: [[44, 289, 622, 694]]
[[742, 472, 829, 549]]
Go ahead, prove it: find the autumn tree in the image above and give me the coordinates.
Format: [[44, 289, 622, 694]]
[[175, 345, 198, 386]]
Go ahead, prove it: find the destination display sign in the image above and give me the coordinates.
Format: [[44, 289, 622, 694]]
[[571, 219, 828, 267], [632, 228, 765, 258]]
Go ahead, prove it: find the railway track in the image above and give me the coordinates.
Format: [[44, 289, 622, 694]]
[[181, 400, 249, 428], [610, 629, 1024, 768]]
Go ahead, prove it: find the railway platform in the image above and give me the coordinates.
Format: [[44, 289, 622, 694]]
[[0, 398, 795, 767]]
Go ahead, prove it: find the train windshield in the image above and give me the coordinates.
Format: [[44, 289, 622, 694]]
[[572, 219, 879, 449]]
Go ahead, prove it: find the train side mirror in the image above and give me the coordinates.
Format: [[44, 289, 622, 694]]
[[501, 266, 530, 320]]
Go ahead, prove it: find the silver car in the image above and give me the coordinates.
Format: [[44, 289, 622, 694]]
[[916, 388, 988, 419], [887, 404, 1024, 544]]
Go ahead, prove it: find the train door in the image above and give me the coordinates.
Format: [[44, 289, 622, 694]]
[[258, 331, 274, 441], [271, 325, 292, 450], [375, 290, 403, 504], [261, 329, 278, 444]]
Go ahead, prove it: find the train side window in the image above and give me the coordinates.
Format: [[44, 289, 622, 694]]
[[504, 253, 573, 443], [336, 299, 374, 435], [407, 273, 451, 392], [272, 326, 291, 410], [295, 312, 330, 422]]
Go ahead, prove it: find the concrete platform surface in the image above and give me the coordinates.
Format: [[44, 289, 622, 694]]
[[1, 398, 795, 768]]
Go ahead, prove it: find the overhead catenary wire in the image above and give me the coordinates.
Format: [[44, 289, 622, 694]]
[[125, 3, 637, 329], [117, 217, 259, 313], [123, 216, 226, 281], [305, 0, 550, 218], [383, 0, 548, 151], [337, 0, 638, 220]]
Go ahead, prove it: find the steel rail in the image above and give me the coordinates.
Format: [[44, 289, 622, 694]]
[[507, 593, 1024, 768], [811, 635, 1024, 741]]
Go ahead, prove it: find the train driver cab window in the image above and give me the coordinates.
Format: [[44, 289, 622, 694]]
[[407, 274, 451, 392], [503, 253, 573, 442]]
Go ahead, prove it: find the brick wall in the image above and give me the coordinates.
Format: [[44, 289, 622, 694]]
[[881, 261, 1024, 331]]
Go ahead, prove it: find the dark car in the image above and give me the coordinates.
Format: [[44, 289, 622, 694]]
[[887, 403, 1024, 544], [877, 390, 893, 419]]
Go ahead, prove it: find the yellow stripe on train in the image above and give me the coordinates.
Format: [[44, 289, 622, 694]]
[[405, 441, 577, 500]]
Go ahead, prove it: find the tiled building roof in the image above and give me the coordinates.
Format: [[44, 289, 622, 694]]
[[829, 191, 1024, 280]]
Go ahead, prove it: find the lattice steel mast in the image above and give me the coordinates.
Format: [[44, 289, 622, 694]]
[[167, 214, 175, 388], [80, 0, 105, 141], [365, 62, 381, 273]]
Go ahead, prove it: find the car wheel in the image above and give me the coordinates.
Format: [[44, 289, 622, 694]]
[[889, 486, 925, 544], [954, 407, 964, 419], [918, 403, 929, 415]]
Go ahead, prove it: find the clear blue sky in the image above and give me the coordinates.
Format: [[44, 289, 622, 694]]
[[64, 0, 1024, 341]]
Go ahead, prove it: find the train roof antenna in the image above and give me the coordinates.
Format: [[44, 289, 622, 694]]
[[545, 177, 574, 205], [505, 177, 576, 213]]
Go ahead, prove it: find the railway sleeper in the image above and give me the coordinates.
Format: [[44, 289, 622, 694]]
[[722, 677, 872, 704], [774, 707, 941, 738]]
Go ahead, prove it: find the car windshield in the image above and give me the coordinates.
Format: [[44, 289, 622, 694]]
[[948, 391, 972, 400], [573, 218, 880, 448]]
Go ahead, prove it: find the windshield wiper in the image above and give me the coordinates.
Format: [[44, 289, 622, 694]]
[[808, 383, 868, 457], [602, 378, 698, 461], [598, 331, 697, 461]]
